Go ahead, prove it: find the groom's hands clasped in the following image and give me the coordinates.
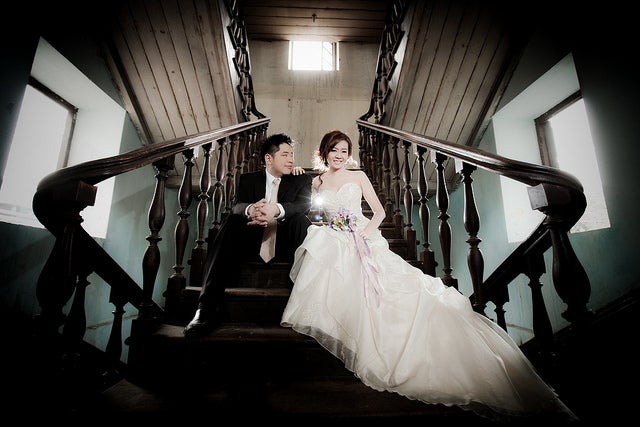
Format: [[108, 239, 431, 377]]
[[247, 199, 280, 227]]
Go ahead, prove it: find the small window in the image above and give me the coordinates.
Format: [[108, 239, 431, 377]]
[[288, 41, 339, 71], [0, 80, 76, 228], [535, 92, 610, 233], [0, 37, 125, 239]]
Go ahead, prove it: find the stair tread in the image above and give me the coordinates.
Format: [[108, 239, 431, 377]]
[[100, 376, 471, 419], [226, 287, 290, 297], [152, 322, 314, 344]]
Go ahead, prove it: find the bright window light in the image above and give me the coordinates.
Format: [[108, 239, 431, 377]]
[[0, 38, 125, 239], [492, 53, 609, 242], [288, 41, 338, 71], [548, 99, 610, 233], [0, 85, 71, 227]]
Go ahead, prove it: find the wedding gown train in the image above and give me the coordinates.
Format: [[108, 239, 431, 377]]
[[280, 182, 577, 422]]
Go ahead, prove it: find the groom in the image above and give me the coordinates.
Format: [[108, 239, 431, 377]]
[[184, 133, 312, 337]]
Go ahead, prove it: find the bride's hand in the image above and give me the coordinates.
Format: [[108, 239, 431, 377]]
[[292, 166, 305, 175]]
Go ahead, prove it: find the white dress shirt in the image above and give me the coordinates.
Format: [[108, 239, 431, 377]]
[[245, 171, 285, 219]]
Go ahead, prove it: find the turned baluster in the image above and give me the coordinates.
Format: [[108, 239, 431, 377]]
[[460, 162, 484, 311], [381, 134, 394, 223], [433, 152, 457, 288], [401, 140, 416, 260], [241, 129, 252, 174], [140, 158, 171, 319], [390, 137, 402, 229], [375, 133, 385, 198], [416, 146, 435, 275], [105, 286, 127, 367], [224, 134, 239, 217], [190, 143, 212, 287], [211, 137, 228, 233], [357, 127, 366, 173], [526, 254, 554, 351], [165, 149, 195, 317], [63, 270, 90, 350]]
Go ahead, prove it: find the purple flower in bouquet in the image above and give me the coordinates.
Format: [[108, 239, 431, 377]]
[[329, 208, 358, 232]]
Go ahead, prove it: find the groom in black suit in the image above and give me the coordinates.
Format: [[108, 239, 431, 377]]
[[184, 133, 312, 337]]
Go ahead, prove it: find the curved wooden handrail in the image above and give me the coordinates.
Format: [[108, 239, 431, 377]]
[[357, 120, 584, 196], [357, 119, 592, 339], [32, 119, 270, 352], [35, 119, 270, 197]]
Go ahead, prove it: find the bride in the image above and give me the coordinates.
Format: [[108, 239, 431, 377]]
[[280, 130, 577, 422]]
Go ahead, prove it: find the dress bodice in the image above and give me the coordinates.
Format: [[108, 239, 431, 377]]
[[317, 182, 364, 221]]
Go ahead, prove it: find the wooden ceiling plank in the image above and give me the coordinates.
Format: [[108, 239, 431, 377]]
[[440, 2, 494, 144], [419, 0, 468, 138], [198, 0, 238, 127], [389, 0, 431, 127], [111, 24, 164, 144], [451, 10, 508, 146], [387, 0, 421, 126], [119, 1, 175, 142], [244, 16, 387, 29], [245, 25, 383, 38], [149, 0, 199, 136], [241, 0, 390, 10], [165, 0, 213, 133], [396, 0, 448, 133], [131, 0, 186, 139], [187, 0, 225, 130], [243, 7, 387, 21], [427, 1, 482, 140]]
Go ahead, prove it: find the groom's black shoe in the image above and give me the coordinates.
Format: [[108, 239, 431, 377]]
[[184, 308, 217, 338]]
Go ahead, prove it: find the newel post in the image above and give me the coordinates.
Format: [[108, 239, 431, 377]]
[[528, 183, 593, 323]]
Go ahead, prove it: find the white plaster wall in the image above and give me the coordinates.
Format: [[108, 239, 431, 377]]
[[249, 40, 378, 168]]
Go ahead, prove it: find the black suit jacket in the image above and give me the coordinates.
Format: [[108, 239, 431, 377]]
[[232, 170, 313, 223], [198, 170, 312, 304]]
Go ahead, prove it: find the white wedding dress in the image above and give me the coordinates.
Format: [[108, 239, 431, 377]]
[[281, 182, 577, 422]]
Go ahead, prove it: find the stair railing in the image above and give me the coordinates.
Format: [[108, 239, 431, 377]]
[[31, 113, 591, 370], [357, 119, 592, 355], [32, 118, 270, 363]]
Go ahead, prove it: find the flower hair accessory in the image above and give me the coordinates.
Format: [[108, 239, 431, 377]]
[[329, 207, 358, 232]]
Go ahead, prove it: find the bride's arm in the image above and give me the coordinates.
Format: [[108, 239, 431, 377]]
[[311, 175, 321, 197], [358, 171, 385, 238]]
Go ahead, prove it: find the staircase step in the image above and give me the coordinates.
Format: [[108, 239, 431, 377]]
[[179, 286, 290, 325], [98, 376, 479, 420], [127, 323, 355, 386], [238, 261, 294, 288], [124, 204, 441, 420], [122, 323, 480, 420], [222, 287, 290, 324]]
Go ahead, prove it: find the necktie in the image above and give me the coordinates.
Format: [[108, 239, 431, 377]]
[[259, 177, 280, 262]]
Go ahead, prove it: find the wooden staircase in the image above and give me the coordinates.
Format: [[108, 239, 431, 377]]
[[113, 220, 498, 421]]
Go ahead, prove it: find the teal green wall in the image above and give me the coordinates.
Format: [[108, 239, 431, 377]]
[[2, 2, 638, 357], [0, 20, 181, 361], [415, 8, 640, 344]]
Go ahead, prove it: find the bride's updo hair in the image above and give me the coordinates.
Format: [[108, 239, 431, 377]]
[[312, 130, 359, 172]]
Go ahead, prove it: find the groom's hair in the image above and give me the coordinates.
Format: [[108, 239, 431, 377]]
[[261, 133, 293, 160]]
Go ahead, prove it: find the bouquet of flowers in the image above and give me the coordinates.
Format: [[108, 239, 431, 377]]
[[329, 207, 358, 232]]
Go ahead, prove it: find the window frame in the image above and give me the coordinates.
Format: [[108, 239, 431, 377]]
[[28, 76, 78, 169], [534, 90, 582, 168], [533, 90, 610, 234], [288, 40, 339, 71], [0, 37, 126, 239]]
